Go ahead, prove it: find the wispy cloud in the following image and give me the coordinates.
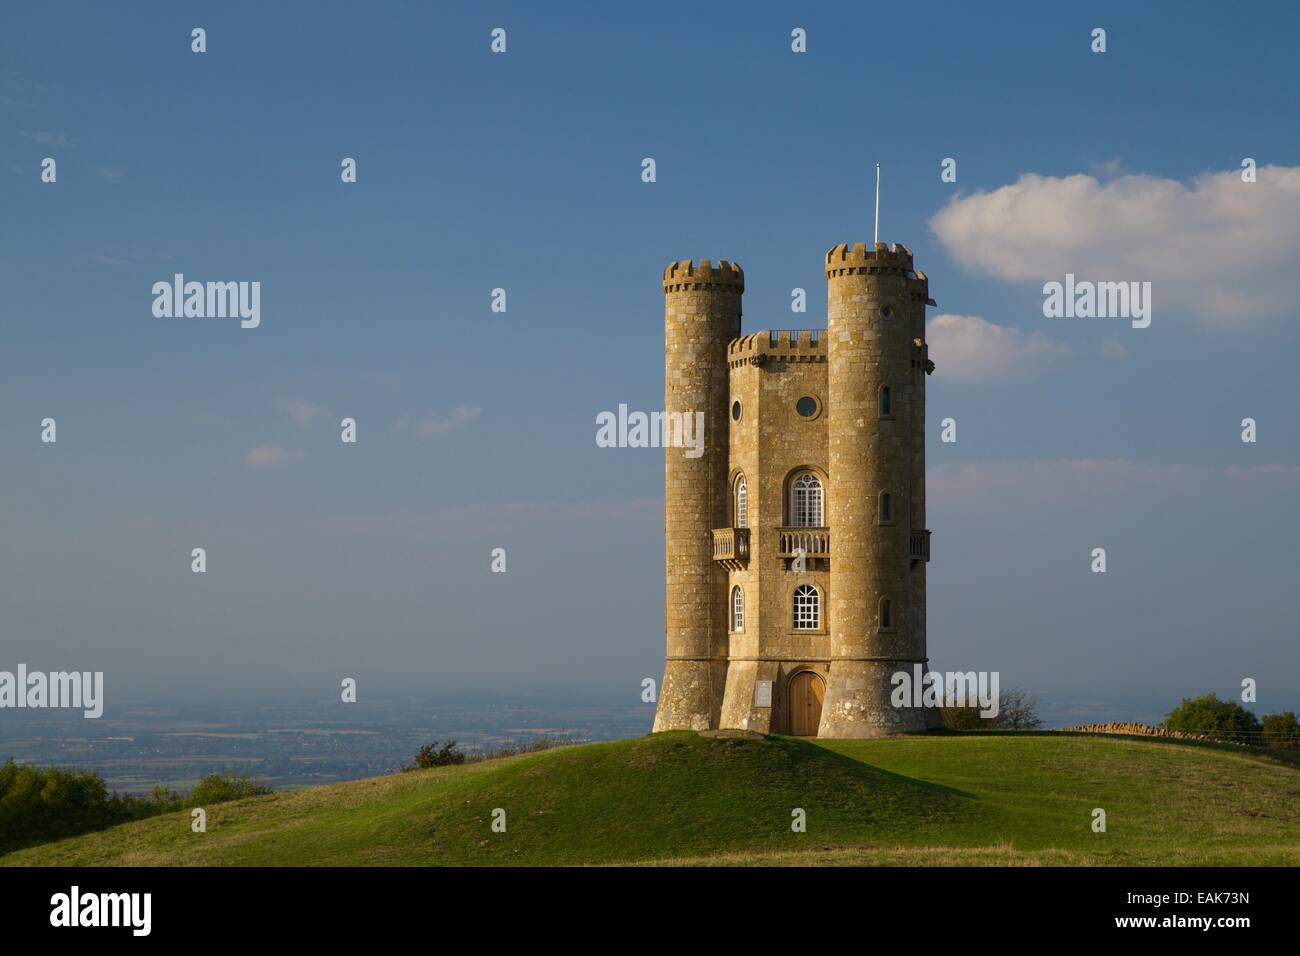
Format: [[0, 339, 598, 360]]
[[245, 445, 304, 468], [1099, 338, 1129, 360], [0, 75, 48, 109], [277, 398, 324, 428], [18, 129, 71, 146], [398, 405, 482, 438], [926, 314, 1070, 384]]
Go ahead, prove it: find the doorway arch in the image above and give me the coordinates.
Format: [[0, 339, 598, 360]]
[[788, 671, 825, 737]]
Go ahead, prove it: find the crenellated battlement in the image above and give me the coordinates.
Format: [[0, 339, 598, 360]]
[[825, 242, 928, 288], [727, 329, 827, 367], [663, 259, 745, 294]]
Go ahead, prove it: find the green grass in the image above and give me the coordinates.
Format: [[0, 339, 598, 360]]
[[5, 732, 1299, 866]]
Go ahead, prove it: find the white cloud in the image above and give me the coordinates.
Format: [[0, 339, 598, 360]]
[[407, 405, 481, 437], [277, 398, 324, 428], [926, 314, 1070, 384], [929, 165, 1300, 321], [245, 445, 304, 467]]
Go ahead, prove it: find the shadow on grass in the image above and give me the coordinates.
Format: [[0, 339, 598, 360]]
[[764, 733, 979, 801]]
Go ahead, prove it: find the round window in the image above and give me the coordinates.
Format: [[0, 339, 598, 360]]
[[795, 396, 819, 418], [881, 305, 893, 318], [731, 400, 742, 422]]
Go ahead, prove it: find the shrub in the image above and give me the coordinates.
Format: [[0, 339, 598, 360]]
[[188, 772, 272, 804], [1161, 693, 1262, 742], [404, 740, 466, 771], [0, 759, 272, 856], [1261, 711, 1300, 749]]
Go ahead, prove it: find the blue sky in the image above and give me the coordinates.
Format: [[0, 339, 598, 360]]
[[2, 1, 1298, 720]]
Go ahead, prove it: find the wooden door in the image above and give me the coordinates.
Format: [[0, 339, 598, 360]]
[[789, 672, 824, 736]]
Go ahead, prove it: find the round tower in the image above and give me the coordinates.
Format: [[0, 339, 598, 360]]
[[653, 259, 742, 732], [819, 242, 931, 736]]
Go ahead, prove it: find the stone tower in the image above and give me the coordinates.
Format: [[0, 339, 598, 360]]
[[819, 242, 933, 736], [653, 260, 742, 731], [653, 243, 935, 737]]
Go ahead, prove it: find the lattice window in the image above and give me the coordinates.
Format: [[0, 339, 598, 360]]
[[790, 472, 823, 527], [793, 584, 820, 630]]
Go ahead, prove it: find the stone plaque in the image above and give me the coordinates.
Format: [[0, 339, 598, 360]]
[[754, 680, 773, 708]]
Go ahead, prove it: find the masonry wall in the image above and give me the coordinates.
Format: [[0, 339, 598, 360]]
[[719, 332, 829, 733], [654, 259, 741, 732], [819, 242, 931, 737], [656, 245, 933, 738]]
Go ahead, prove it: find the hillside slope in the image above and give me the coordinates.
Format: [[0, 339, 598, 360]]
[[5, 732, 1299, 866]]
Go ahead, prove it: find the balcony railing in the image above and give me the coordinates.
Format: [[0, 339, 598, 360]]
[[712, 527, 750, 569], [910, 529, 931, 562], [777, 527, 830, 559], [713, 526, 924, 566]]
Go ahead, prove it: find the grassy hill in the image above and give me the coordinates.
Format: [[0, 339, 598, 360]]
[[5, 731, 1299, 866]]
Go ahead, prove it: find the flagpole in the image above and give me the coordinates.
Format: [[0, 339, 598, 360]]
[[874, 162, 881, 246]]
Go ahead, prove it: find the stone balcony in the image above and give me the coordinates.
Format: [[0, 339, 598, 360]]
[[714, 526, 928, 568], [777, 527, 830, 559], [711, 527, 750, 570]]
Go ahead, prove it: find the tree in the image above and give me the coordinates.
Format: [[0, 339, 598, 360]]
[[1261, 711, 1300, 749], [996, 689, 1044, 730], [1161, 693, 1262, 742], [942, 688, 1041, 731]]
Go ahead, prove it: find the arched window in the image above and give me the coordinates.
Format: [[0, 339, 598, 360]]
[[731, 585, 744, 632], [879, 490, 892, 524], [880, 385, 892, 417], [790, 472, 824, 527], [735, 476, 748, 528], [793, 584, 820, 630], [879, 597, 893, 630]]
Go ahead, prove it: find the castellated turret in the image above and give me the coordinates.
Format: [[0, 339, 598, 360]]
[[654, 243, 935, 737], [819, 242, 933, 736], [653, 260, 743, 731]]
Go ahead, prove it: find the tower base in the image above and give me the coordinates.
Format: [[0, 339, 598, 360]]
[[653, 659, 724, 732], [818, 661, 928, 737]]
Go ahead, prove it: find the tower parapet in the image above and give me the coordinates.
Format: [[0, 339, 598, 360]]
[[728, 330, 827, 368], [662, 259, 745, 294]]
